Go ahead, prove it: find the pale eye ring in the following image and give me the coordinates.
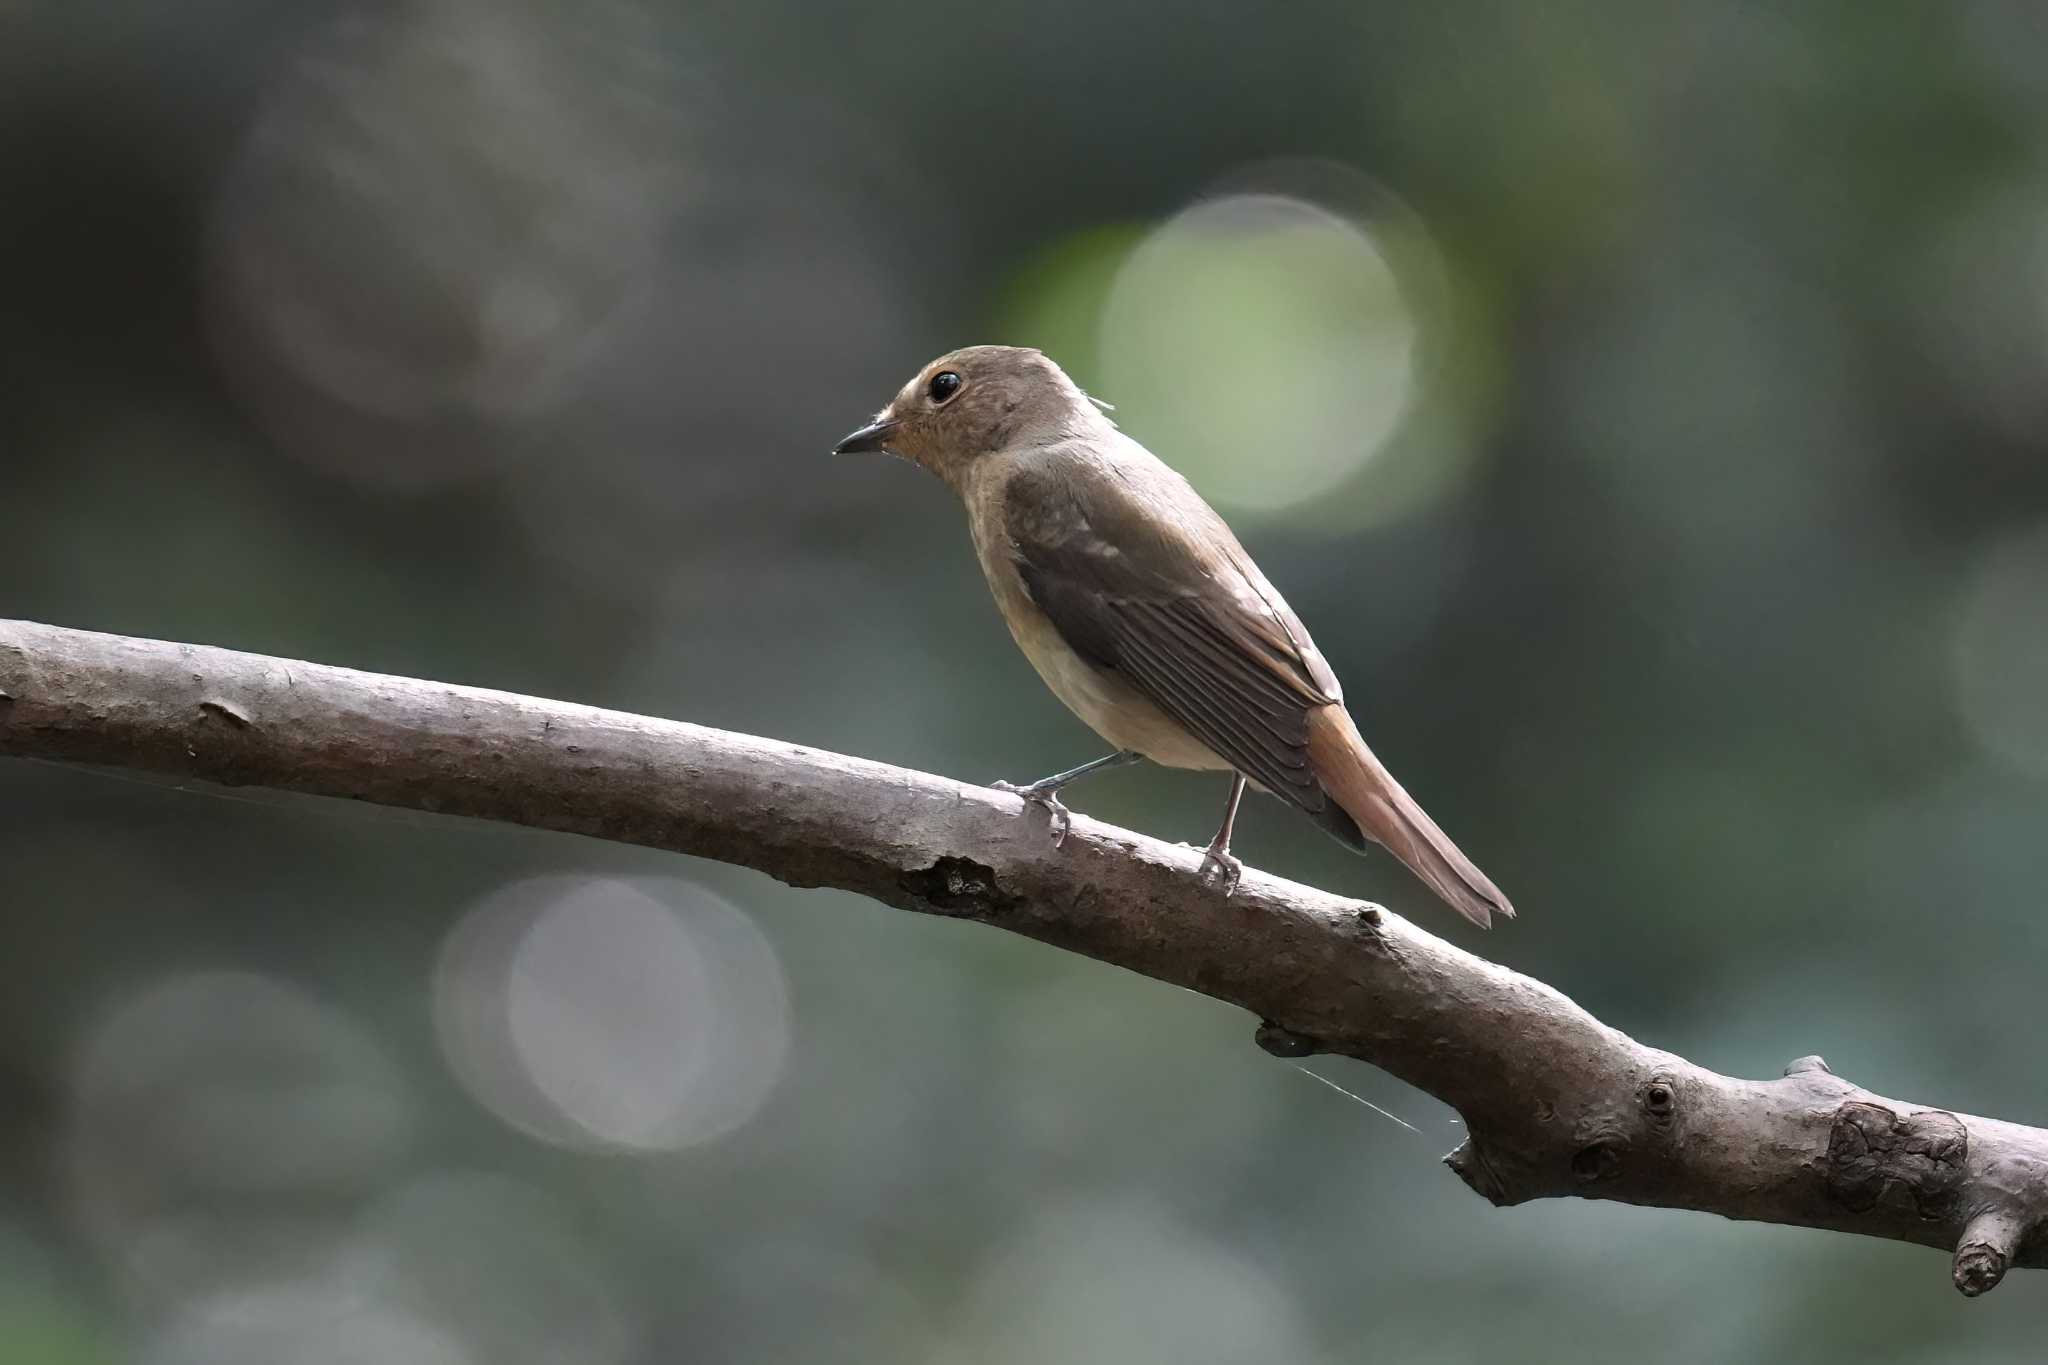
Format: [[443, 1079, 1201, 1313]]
[[927, 371, 962, 404]]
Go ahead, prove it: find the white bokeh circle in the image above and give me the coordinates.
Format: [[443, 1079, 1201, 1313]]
[[1098, 192, 1419, 513], [434, 875, 790, 1153]]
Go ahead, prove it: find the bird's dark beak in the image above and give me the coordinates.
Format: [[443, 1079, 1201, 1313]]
[[832, 417, 900, 456]]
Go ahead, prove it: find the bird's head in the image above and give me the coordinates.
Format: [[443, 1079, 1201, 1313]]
[[832, 346, 1109, 485]]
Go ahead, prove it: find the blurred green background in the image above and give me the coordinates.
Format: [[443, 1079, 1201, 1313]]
[[7, 1, 2048, 1360]]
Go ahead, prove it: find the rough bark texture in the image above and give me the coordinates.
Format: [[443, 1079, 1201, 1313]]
[[3, 619, 2043, 1295]]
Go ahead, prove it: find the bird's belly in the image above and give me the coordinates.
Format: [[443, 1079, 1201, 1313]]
[[1008, 599, 1230, 772], [963, 461, 1226, 771]]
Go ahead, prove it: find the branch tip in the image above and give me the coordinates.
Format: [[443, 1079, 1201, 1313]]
[[1953, 1210, 2028, 1298]]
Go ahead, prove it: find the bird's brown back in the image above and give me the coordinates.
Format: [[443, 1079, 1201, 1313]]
[[990, 439, 1513, 926]]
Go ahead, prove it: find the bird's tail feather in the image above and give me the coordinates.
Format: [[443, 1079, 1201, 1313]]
[[1305, 706, 1514, 929]]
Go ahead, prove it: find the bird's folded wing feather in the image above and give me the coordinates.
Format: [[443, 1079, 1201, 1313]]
[[1002, 458, 1342, 818]]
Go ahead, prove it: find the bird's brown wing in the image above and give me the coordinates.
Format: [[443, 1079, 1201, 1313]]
[[1002, 458, 1360, 842]]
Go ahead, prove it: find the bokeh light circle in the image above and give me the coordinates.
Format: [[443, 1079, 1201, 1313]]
[[345, 1171, 635, 1365], [1098, 191, 1418, 514], [434, 875, 790, 1153], [207, 0, 687, 490], [140, 1282, 471, 1365], [65, 971, 412, 1307]]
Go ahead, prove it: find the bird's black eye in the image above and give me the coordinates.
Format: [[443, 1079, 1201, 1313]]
[[927, 371, 962, 404]]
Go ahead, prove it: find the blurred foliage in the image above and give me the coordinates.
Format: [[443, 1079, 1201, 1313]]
[[7, 0, 2048, 1360]]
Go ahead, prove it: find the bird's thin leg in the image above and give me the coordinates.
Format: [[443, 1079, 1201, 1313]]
[[992, 750, 1142, 847], [1197, 773, 1249, 895]]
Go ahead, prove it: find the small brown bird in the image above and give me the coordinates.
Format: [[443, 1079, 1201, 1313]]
[[835, 346, 1513, 928]]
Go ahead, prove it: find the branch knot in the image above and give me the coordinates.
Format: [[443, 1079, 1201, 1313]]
[[1638, 1074, 1678, 1130], [1825, 1102, 1966, 1219], [898, 856, 1016, 918]]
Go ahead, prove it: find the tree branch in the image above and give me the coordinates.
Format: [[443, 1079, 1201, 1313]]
[[2, 618, 2042, 1295]]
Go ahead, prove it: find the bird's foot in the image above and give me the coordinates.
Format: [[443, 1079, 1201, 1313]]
[[1197, 843, 1243, 897], [991, 778, 1074, 847]]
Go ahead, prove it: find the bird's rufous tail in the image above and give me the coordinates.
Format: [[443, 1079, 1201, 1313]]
[[1304, 706, 1514, 929]]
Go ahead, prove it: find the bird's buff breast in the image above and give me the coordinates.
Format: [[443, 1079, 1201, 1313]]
[[962, 466, 1227, 772]]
